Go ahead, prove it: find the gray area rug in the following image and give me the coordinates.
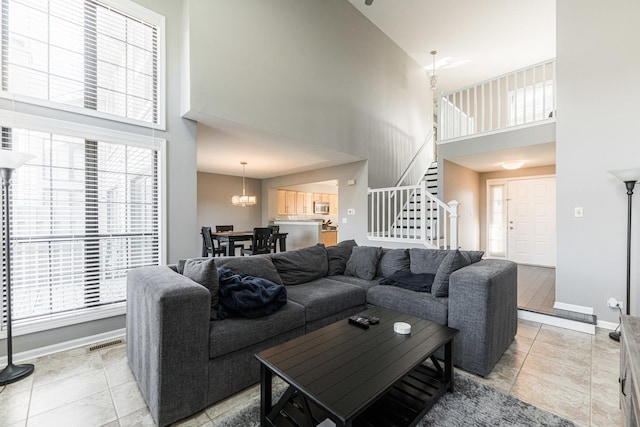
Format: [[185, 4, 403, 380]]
[[215, 374, 576, 426]]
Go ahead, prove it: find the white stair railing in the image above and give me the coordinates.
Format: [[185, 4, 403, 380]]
[[439, 59, 556, 141], [368, 181, 458, 249], [394, 132, 435, 188]]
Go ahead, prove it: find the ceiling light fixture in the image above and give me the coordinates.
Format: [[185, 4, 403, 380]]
[[231, 161, 257, 207], [365, 0, 373, 5], [501, 161, 525, 170], [430, 50, 438, 91]]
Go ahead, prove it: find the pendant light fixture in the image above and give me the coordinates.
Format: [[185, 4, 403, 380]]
[[430, 50, 438, 91], [231, 161, 257, 207]]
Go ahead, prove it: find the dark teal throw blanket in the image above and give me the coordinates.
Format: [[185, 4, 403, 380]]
[[380, 270, 436, 293], [216, 267, 287, 319]]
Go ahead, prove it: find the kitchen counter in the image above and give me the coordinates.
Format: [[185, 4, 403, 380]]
[[273, 220, 322, 250]]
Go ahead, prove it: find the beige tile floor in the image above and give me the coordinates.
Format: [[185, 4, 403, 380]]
[[0, 319, 623, 427]]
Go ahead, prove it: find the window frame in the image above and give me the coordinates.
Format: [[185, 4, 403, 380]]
[[0, 0, 166, 130], [0, 109, 167, 339]]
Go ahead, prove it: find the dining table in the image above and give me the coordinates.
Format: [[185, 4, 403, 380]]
[[211, 230, 288, 256]]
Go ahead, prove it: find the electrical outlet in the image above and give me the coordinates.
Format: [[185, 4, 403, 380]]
[[608, 297, 623, 309]]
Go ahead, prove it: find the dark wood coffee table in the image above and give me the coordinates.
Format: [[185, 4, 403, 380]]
[[255, 306, 458, 427]]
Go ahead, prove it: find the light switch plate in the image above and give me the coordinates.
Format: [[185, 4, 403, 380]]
[[342, 217, 347, 224], [574, 207, 583, 217], [347, 208, 355, 215]]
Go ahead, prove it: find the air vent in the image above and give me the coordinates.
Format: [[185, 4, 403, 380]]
[[87, 338, 125, 353]]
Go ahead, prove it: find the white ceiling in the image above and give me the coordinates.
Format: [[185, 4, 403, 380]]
[[447, 142, 556, 173], [196, 1, 557, 178], [348, 0, 556, 94], [197, 123, 361, 179]]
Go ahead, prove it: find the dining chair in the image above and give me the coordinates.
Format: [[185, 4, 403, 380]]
[[201, 226, 225, 257], [241, 227, 273, 256], [215, 225, 244, 255], [269, 225, 280, 253]]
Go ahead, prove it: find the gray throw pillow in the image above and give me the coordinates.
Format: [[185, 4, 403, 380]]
[[377, 248, 410, 278], [462, 250, 484, 264], [215, 255, 283, 285], [271, 244, 328, 285], [409, 248, 450, 275], [326, 239, 358, 275], [431, 249, 471, 297], [182, 258, 219, 308], [345, 246, 383, 280]]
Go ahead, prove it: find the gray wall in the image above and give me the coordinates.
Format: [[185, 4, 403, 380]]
[[182, 0, 432, 188], [442, 160, 480, 250], [197, 172, 263, 247], [2, 0, 197, 357], [262, 162, 369, 245], [556, 0, 640, 321], [135, 0, 199, 264]]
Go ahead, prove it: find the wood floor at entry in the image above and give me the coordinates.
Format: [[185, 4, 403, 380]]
[[518, 264, 555, 315]]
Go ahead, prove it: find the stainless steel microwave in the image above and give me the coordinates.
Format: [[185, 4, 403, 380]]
[[314, 201, 330, 214]]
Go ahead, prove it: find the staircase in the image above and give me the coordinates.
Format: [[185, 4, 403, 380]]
[[368, 162, 459, 249], [391, 162, 438, 238]]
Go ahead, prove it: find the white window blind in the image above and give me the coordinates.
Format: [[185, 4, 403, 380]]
[[1, 0, 160, 125], [2, 126, 160, 323]]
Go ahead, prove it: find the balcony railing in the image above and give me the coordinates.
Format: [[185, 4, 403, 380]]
[[438, 59, 556, 142]]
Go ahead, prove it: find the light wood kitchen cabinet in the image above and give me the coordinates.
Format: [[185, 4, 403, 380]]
[[314, 193, 330, 203], [321, 230, 338, 246], [329, 194, 338, 215], [295, 192, 313, 214], [278, 189, 336, 216], [277, 190, 297, 215]]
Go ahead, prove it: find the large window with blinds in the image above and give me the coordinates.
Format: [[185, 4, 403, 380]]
[[6, 125, 160, 321], [1, 0, 162, 126], [0, 0, 164, 330]]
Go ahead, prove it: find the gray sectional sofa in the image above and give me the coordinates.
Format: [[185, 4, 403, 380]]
[[126, 242, 517, 426]]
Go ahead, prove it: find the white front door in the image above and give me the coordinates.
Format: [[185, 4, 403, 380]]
[[507, 177, 556, 266]]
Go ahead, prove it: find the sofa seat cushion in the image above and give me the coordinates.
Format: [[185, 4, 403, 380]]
[[366, 286, 448, 325], [285, 278, 366, 322], [209, 300, 305, 358], [328, 275, 380, 291]]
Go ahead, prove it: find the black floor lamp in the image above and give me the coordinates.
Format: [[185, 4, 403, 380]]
[[0, 149, 35, 386], [608, 168, 640, 342]]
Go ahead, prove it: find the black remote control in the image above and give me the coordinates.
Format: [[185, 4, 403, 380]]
[[361, 315, 380, 324], [348, 316, 370, 329]]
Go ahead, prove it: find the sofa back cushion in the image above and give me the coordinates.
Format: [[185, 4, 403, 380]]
[[345, 246, 383, 280], [182, 258, 219, 308], [326, 239, 358, 275], [462, 250, 484, 264], [376, 248, 410, 278], [271, 243, 328, 285], [215, 255, 283, 285], [409, 249, 450, 275], [431, 250, 472, 297]]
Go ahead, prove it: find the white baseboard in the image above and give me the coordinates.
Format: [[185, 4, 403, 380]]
[[518, 310, 595, 335], [0, 328, 126, 366], [597, 319, 619, 331], [552, 302, 594, 315]]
